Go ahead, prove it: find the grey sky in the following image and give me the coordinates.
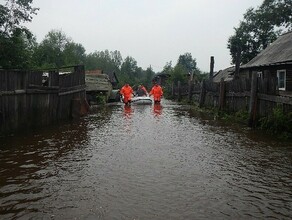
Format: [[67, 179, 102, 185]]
[[25, 0, 263, 72]]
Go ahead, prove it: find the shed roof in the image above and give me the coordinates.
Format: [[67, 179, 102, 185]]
[[241, 31, 292, 69], [213, 66, 235, 82]]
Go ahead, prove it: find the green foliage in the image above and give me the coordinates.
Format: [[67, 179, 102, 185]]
[[196, 71, 208, 82], [162, 61, 173, 75], [0, 0, 38, 69], [63, 42, 86, 66], [0, 1, 204, 91], [169, 64, 188, 84], [0, 0, 39, 37], [120, 56, 138, 78], [33, 30, 69, 68], [177, 52, 197, 74], [234, 110, 249, 123], [0, 28, 37, 69], [32, 29, 86, 69], [85, 50, 122, 74], [143, 66, 155, 89], [228, 0, 292, 65], [116, 61, 154, 90], [259, 105, 292, 138], [96, 93, 106, 105], [165, 52, 202, 87]]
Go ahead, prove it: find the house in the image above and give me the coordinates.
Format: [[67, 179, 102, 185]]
[[240, 31, 292, 92], [152, 73, 171, 86], [213, 66, 235, 82]]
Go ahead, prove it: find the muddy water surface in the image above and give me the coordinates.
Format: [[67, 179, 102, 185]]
[[0, 100, 291, 219]]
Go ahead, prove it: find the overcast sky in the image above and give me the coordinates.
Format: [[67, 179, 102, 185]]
[[24, 0, 263, 72]]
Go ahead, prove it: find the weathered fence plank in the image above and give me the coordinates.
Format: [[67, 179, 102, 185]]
[[0, 65, 88, 135], [169, 70, 291, 127]]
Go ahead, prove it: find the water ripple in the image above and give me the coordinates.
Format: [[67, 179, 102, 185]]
[[0, 100, 291, 219]]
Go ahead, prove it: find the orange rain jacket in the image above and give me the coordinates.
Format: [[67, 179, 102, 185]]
[[137, 85, 147, 96], [120, 84, 133, 103], [149, 84, 163, 102]]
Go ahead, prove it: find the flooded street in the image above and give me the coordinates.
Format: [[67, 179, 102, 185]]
[[0, 99, 291, 219]]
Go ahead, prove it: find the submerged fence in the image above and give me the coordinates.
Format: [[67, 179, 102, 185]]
[[0, 65, 89, 135], [170, 72, 292, 127]]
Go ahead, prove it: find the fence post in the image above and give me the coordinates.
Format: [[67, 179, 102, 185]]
[[178, 81, 181, 102], [248, 72, 258, 127], [199, 80, 206, 107], [188, 79, 194, 102], [209, 56, 214, 80], [171, 82, 175, 99], [219, 78, 225, 110]]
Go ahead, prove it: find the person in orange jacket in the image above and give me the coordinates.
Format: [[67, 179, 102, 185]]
[[136, 84, 148, 96], [149, 82, 163, 103], [120, 83, 134, 105]]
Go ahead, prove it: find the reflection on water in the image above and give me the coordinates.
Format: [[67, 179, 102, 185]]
[[153, 103, 162, 117], [0, 100, 291, 220], [123, 104, 133, 119]]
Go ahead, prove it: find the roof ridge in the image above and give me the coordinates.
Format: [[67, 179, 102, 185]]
[[281, 30, 292, 36]]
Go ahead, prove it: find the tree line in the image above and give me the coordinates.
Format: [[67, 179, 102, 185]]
[[0, 0, 208, 89], [1, 0, 291, 89]]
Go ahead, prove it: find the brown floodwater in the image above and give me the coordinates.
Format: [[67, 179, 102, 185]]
[[0, 99, 291, 219]]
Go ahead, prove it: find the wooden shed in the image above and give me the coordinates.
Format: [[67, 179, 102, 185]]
[[213, 66, 235, 82]]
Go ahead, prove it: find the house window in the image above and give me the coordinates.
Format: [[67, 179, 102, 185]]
[[277, 70, 286, 90]]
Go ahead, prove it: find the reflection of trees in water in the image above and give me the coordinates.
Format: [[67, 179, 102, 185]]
[[88, 106, 114, 129]]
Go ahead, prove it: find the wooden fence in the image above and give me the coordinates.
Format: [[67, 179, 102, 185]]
[[169, 72, 292, 127], [0, 65, 89, 135]]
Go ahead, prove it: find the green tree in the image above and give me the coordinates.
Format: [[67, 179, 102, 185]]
[[0, 28, 36, 69], [0, 0, 38, 69], [33, 30, 77, 68], [110, 50, 123, 69], [0, 0, 38, 37], [143, 66, 155, 89], [119, 56, 138, 85], [177, 52, 197, 74], [63, 42, 86, 66], [170, 64, 188, 84], [162, 61, 173, 75], [85, 49, 122, 74], [228, 0, 292, 65]]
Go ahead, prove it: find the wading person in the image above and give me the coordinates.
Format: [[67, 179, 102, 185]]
[[120, 83, 133, 105], [136, 84, 148, 97], [149, 82, 163, 104]]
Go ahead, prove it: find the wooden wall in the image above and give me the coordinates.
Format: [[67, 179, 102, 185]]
[[169, 74, 292, 126], [0, 65, 88, 135]]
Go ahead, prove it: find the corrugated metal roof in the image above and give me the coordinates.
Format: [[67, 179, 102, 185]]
[[241, 31, 292, 69]]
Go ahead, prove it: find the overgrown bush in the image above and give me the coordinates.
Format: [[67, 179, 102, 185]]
[[234, 110, 249, 123], [96, 93, 106, 105], [259, 105, 292, 138]]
